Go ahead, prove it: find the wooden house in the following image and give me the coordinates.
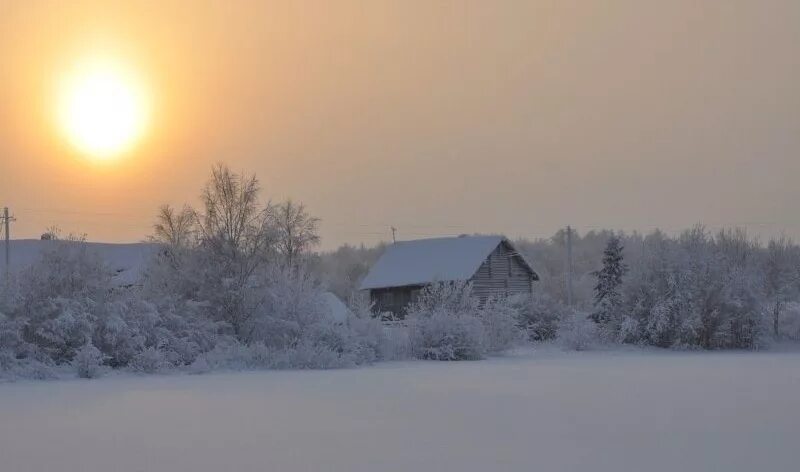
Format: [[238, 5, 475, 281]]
[[359, 235, 538, 317]]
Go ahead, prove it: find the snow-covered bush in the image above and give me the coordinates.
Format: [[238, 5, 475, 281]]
[[406, 282, 527, 360], [0, 353, 56, 381], [345, 315, 390, 363], [25, 298, 95, 363], [74, 343, 106, 379], [93, 298, 219, 369], [246, 266, 327, 347], [480, 295, 525, 353], [16, 240, 111, 308], [3, 241, 111, 365], [0, 313, 56, 380], [129, 347, 169, 373], [558, 312, 597, 351], [345, 292, 402, 361], [409, 309, 485, 361], [380, 324, 411, 360], [520, 292, 566, 341], [348, 293, 411, 361], [407, 281, 483, 360]]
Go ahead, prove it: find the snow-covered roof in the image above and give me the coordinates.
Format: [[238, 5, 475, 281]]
[[0, 240, 156, 286], [360, 235, 534, 290], [320, 292, 352, 324]]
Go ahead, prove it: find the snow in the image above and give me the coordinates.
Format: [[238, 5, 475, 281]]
[[360, 235, 506, 289], [2, 349, 799, 472], [320, 291, 351, 323], [0, 239, 155, 286]]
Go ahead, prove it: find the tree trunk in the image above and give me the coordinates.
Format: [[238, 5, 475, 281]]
[[773, 300, 782, 339]]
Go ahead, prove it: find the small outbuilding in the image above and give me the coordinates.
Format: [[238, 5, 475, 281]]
[[359, 235, 538, 317]]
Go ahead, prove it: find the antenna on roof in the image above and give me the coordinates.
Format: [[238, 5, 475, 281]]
[[390, 226, 397, 244]]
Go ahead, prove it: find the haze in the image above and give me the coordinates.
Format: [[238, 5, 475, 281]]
[[0, 0, 798, 248]]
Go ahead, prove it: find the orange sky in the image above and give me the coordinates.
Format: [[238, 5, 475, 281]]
[[1, 0, 799, 248]]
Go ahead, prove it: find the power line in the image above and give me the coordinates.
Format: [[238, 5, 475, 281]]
[[10, 204, 800, 249]]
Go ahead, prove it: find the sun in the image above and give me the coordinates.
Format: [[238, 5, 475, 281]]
[[57, 57, 149, 160]]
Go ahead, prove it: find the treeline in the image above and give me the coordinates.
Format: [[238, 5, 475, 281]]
[[319, 227, 800, 350], [518, 228, 800, 349]]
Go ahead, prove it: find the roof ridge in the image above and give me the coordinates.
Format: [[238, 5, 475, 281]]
[[360, 235, 510, 290]]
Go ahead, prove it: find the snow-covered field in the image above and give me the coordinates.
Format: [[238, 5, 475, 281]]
[[1, 349, 799, 472]]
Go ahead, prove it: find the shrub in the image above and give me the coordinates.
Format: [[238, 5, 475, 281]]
[[129, 347, 168, 373], [406, 282, 527, 360], [0, 351, 57, 381], [409, 310, 485, 360], [521, 293, 567, 341], [480, 295, 525, 353], [558, 311, 597, 351], [74, 343, 106, 379], [381, 324, 411, 360]]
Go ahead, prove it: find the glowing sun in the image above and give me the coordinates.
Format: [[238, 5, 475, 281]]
[[57, 57, 149, 160]]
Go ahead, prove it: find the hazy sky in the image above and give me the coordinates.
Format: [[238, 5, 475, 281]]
[[1, 0, 798, 248]]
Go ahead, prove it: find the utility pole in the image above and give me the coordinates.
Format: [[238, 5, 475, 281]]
[[391, 226, 397, 244], [2, 207, 13, 281], [566, 225, 574, 307]]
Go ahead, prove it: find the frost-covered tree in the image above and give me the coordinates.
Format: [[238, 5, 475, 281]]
[[268, 200, 320, 268], [314, 243, 387, 300], [591, 235, 628, 334], [146, 165, 276, 337], [197, 164, 268, 259], [12, 241, 111, 364], [764, 237, 799, 338], [74, 343, 106, 378]]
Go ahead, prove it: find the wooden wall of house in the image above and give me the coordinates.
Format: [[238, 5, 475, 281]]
[[470, 242, 534, 299], [369, 286, 421, 318]]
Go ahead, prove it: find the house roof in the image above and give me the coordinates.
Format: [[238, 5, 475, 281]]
[[0, 239, 156, 286], [359, 235, 536, 290]]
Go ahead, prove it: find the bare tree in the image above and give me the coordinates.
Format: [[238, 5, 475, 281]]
[[40, 225, 62, 241], [268, 200, 321, 267], [152, 205, 196, 248], [765, 236, 799, 338], [196, 164, 268, 260]]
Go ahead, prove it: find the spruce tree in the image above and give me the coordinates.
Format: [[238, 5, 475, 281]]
[[592, 235, 628, 326]]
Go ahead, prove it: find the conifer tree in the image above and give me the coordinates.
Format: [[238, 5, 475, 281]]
[[592, 235, 628, 327]]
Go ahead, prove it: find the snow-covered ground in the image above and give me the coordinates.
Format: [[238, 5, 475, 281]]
[[1, 349, 799, 472]]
